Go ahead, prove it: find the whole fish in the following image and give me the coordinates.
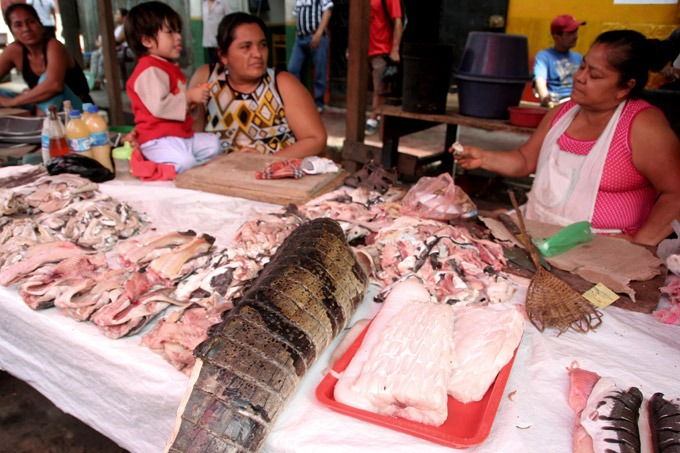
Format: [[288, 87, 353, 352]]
[[649, 392, 680, 453], [166, 218, 368, 452]]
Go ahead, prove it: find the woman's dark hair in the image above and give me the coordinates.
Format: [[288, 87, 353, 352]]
[[119, 8, 128, 17], [216, 12, 268, 54], [124, 1, 182, 58], [593, 30, 650, 98], [4, 3, 42, 30]]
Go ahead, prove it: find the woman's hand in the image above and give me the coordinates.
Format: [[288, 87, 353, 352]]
[[0, 95, 13, 108], [450, 144, 484, 170], [186, 84, 210, 105]]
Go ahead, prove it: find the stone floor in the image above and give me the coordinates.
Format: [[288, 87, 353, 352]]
[[0, 371, 127, 452]]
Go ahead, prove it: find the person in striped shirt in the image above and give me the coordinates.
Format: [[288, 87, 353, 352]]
[[287, 0, 332, 113]]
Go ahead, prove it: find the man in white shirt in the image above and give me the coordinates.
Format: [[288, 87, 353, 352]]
[[27, 0, 57, 39]]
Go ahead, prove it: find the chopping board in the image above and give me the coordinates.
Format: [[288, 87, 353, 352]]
[[174, 153, 347, 205]]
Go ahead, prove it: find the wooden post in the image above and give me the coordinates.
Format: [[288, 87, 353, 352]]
[[345, 0, 370, 142], [97, 0, 124, 125], [57, 0, 84, 67]]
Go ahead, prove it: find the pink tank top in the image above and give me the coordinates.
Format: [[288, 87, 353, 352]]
[[551, 99, 657, 235]]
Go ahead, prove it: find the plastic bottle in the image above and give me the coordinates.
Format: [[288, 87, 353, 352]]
[[66, 110, 92, 157], [85, 105, 113, 172], [46, 105, 69, 159], [41, 108, 52, 164], [532, 221, 594, 257], [112, 141, 134, 179], [62, 100, 72, 127], [80, 102, 93, 123]]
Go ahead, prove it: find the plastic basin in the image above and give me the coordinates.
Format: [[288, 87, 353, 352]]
[[508, 106, 548, 128], [456, 73, 527, 119], [457, 32, 531, 80]]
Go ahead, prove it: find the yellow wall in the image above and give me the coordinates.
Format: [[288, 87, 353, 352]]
[[506, 0, 680, 61]]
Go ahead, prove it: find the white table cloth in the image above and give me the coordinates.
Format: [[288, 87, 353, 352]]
[[1, 180, 679, 452]]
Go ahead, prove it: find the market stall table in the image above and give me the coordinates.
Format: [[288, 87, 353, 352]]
[[1, 179, 679, 453]]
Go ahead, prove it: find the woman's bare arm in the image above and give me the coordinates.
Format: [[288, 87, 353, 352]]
[[630, 108, 680, 245], [453, 105, 559, 177], [273, 71, 327, 158], [187, 64, 210, 133], [0, 40, 69, 108]]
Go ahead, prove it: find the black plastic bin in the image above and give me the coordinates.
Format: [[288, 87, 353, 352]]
[[456, 74, 529, 119], [455, 32, 531, 119], [402, 43, 455, 114]]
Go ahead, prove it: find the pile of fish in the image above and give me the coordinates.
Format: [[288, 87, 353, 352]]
[[0, 173, 149, 250], [568, 363, 680, 452], [298, 187, 513, 305], [167, 218, 369, 452], [0, 227, 216, 338], [141, 210, 304, 373], [334, 278, 524, 426], [654, 221, 680, 326]]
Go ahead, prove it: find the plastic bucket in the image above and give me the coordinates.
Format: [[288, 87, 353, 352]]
[[456, 73, 527, 119], [457, 32, 531, 79], [402, 43, 455, 114]]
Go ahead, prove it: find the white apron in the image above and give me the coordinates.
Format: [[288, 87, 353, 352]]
[[524, 102, 625, 227]]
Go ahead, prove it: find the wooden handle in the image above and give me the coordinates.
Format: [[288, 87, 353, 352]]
[[508, 191, 542, 270]]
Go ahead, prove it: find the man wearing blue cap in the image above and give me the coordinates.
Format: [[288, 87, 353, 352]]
[[533, 14, 586, 106]]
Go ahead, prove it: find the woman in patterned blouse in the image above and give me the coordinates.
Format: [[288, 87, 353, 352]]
[[188, 12, 327, 157]]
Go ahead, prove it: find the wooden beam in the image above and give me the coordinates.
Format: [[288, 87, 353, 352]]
[[97, 0, 124, 125], [345, 0, 369, 143]]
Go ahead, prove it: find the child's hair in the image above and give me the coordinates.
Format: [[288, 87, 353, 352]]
[[124, 1, 183, 58]]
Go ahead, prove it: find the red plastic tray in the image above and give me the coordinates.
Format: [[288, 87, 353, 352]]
[[315, 323, 518, 449]]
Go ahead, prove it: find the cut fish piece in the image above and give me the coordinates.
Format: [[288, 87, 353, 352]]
[[447, 303, 524, 403], [334, 278, 455, 426], [578, 377, 643, 453]]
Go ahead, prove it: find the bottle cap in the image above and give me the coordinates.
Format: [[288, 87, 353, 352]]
[[82, 102, 93, 111], [87, 104, 99, 114], [112, 141, 134, 160], [69, 110, 81, 118]]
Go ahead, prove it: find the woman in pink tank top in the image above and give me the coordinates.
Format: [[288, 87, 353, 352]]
[[452, 30, 680, 246]]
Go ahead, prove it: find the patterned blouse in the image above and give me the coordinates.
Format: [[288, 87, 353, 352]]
[[205, 66, 297, 154]]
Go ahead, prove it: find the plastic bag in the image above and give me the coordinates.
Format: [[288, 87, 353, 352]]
[[46, 154, 114, 183], [399, 172, 477, 221]]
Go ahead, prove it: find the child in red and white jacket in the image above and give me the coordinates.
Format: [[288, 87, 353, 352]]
[[125, 1, 222, 174]]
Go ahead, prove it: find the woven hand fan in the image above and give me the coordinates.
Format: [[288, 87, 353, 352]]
[[508, 192, 602, 334]]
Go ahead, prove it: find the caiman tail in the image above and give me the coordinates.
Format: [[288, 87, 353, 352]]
[[167, 218, 369, 452]]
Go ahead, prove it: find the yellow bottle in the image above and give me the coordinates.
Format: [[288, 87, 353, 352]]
[[66, 110, 92, 157], [80, 102, 93, 123], [85, 105, 113, 172]]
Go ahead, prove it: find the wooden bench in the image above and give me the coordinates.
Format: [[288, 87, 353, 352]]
[[342, 94, 537, 179]]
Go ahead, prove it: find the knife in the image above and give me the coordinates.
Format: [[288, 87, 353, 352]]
[[503, 246, 537, 272], [498, 213, 552, 271]]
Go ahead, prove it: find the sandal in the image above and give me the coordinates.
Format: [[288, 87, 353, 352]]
[[344, 160, 397, 194]]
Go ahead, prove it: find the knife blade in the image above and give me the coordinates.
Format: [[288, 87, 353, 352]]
[[503, 246, 537, 272], [498, 213, 552, 271]]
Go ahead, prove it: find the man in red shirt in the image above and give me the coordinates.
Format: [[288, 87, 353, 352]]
[[365, 0, 403, 135]]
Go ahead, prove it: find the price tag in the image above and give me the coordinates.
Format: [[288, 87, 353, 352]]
[[582, 283, 620, 309]]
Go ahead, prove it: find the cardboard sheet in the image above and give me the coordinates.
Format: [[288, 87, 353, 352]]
[[482, 215, 664, 306], [524, 219, 663, 301]]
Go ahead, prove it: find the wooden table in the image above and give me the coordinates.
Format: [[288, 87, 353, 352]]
[[375, 95, 537, 175], [0, 107, 31, 117]]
